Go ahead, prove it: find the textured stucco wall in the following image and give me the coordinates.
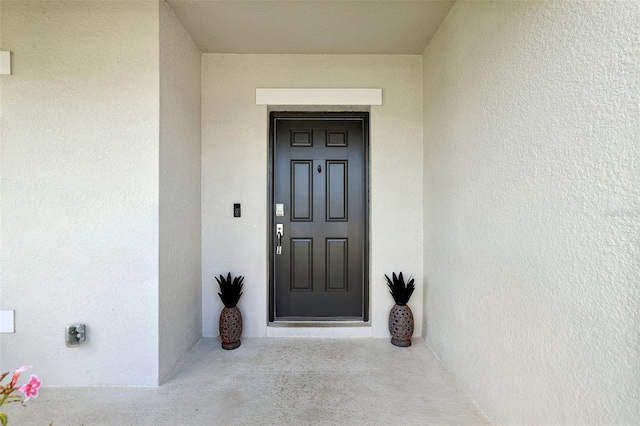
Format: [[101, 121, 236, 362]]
[[158, 2, 202, 383], [0, 1, 160, 385], [422, 1, 640, 423], [202, 54, 423, 338]]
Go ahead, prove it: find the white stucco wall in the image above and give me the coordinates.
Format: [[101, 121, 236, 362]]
[[0, 1, 160, 385], [422, 1, 640, 423], [202, 54, 423, 338], [158, 2, 202, 383]]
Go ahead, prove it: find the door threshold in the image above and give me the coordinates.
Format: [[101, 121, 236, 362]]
[[266, 321, 373, 338], [269, 320, 370, 328]]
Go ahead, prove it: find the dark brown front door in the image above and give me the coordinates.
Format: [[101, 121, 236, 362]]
[[270, 112, 369, 321]]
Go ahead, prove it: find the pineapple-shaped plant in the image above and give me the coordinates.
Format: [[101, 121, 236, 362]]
[[384, 272, 415, 347], [216, 273, 244, 350]]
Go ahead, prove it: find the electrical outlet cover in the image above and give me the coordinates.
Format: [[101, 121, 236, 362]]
[[0, 310, 15, 333], [0, 51, 11, 75]]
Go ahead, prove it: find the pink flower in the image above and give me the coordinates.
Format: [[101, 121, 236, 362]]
[[9, 365, 31, 387], [19, 375, 41, 401]]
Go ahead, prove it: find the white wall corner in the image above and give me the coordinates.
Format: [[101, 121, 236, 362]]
[[256, 88, 382, 105], [0, 310, 15, 333], [1, 51, 11, 75]]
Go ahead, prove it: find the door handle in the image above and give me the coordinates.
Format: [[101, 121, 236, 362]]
[[276, 224, 283, 255]]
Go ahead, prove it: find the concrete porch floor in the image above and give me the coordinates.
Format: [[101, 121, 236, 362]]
[[13, 338, 489, 425]]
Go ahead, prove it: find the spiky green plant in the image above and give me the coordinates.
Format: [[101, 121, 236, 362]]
[[216, 273, 244, 308], [384, 272, 415, 306]]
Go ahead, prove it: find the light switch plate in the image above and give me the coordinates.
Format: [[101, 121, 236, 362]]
[[0, 310, 15, 333], [0, 51, 11, 75]]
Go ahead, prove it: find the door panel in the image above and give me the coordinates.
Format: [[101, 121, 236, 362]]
[[291, 161, 313, 220], [270, 113, 368, 320], [326, 238, 348, 291], [291, 238, 313, 291], [326, 161, 347, 221]]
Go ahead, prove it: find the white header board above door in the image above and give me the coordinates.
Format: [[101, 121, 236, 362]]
[[256, 88, 382, 106]]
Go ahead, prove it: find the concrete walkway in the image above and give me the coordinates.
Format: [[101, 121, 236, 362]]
[[13, 338, 489, 425]]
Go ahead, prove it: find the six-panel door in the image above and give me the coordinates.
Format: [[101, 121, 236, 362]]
[[271, 114, 368, 320]]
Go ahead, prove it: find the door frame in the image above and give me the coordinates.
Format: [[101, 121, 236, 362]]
[[268, 111, 370, 323]]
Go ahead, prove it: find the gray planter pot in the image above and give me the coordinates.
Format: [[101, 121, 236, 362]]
[[219, 306, 242, 350], [389, 304, 414, 347]]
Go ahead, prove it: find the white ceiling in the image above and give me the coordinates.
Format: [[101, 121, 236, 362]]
[[166, 0, 455, 54]]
